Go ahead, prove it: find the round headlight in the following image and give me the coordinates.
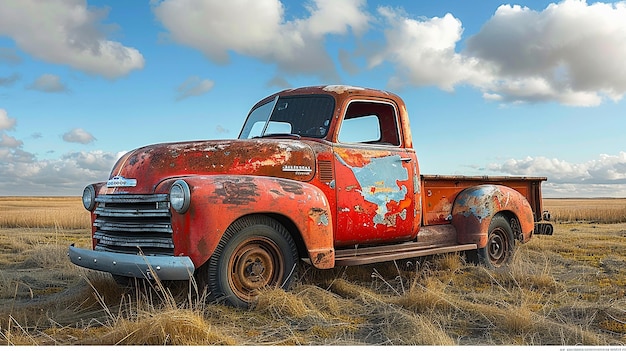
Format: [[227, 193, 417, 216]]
[[170, 180, 191, 213], [82, 185, 96, 211]]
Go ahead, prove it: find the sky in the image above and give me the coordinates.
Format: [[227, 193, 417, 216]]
[[0, 0, 625, 197]]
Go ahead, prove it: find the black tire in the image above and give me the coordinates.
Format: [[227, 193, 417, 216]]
[[203, 215, 299, 308], [473, 214, 515, 269]]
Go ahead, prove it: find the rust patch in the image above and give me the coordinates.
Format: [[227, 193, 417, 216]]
[[277, 179, 304, 195], [322, 85, 365, 94], [129, 154, 139, 166], [214, 178, 259, 205], [314, 252, 327, 264], [354, 205, 365, 213], [380, 214, 397, 227], [311, 248, 334, 267], [197, 236, 209, 257]]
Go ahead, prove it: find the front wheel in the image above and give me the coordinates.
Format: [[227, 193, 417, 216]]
[[471, 214, 515, 269], [202, 215, 299, 308]]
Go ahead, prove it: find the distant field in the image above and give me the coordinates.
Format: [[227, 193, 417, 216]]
[[544, 198, 626, 224], [0, 197, 624, 345], [0, 197, 89, 230]]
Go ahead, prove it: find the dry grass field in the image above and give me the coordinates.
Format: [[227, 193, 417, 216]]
[[545, 198, 626, 224], [0, 197, 624, 345], [0, 197, 89, 230]]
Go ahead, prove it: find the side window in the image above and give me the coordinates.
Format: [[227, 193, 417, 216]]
[[338, 115, 381, 143], [338, 101, 400, 146]]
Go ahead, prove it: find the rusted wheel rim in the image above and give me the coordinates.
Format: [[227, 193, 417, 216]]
[[228, 237, 284, 302], [487, 227, 509, 267]]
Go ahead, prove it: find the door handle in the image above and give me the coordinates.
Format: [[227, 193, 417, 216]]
[[399, 157, 412, 163]]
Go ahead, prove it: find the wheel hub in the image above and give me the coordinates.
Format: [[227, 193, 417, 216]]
[[488, 228, 508, 266], [245, 257, 266, 281], [228, 237, 285, 302]]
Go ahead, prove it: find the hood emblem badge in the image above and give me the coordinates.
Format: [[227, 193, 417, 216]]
[[107, 175, 137, 188], [282, 165, 312, 175]]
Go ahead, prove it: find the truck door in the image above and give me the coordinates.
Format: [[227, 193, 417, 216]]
[[332, 99, 417, 246]]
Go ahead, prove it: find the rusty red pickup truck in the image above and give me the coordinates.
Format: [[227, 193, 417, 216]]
[[69, 85, 553, 307]]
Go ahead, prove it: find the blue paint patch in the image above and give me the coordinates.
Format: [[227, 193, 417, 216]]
[[455, 185, 502, 223], [338, 154, 409, 225], [318, 213, 329, 226]]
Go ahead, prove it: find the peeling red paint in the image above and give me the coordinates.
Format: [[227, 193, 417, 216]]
[[214, 178, 259, 205], [309, 208, 329, 226], [107, 140, 316, 193], [450, 184, 535, 248]]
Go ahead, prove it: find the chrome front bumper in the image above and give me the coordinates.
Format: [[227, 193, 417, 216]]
[[68, 245, 195, 281]]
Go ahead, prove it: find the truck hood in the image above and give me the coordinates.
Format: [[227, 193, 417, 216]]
[[107, 139, 316, 193]]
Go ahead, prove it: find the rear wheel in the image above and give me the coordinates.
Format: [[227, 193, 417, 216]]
[[203, 215, 299, 308], [472, 214, 515, 269]]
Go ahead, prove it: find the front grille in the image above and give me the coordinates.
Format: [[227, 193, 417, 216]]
[[93, 194, 173, 255]]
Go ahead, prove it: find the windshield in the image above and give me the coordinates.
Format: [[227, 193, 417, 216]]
[[239, 94, 335, 139]]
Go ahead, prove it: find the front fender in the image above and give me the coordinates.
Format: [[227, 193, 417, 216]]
[[451, 185, 534, 248], [157, 175, 335, 270]]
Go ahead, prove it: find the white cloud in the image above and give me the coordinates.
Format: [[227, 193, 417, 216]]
[[176, 76, 215, 101], [543, 183, 626, 198], [0, 73, 20, 87], [62, 150, 119, 173], [487, 156, 580, 182], [484, 152, 626, 197], [0, 109, 33, 166], [303, 0, 370, 37], [62, 128, 96, 144], [0, 0, 144, 79], [152, 0, 370, 80], [0, 109, 16, 130], [0, 137, 34, 166], [0, 150, 120, 196], [586, 153, 626, 182], [0, 133, 22, 148], [0, 110, 116, 195], [364, 0, 626, 106], [368, 8, 491, 91], [28, 74, 68, 93], [465, 0, 626, 106]]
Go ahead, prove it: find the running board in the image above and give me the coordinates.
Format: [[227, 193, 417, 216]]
[[333, 242, 478, 266]]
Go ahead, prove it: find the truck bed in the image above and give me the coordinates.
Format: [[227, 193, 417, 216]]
[[421, 175, 547, 226]]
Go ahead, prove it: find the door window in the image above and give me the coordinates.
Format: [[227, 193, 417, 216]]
[[337, 101, 400, 146]]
